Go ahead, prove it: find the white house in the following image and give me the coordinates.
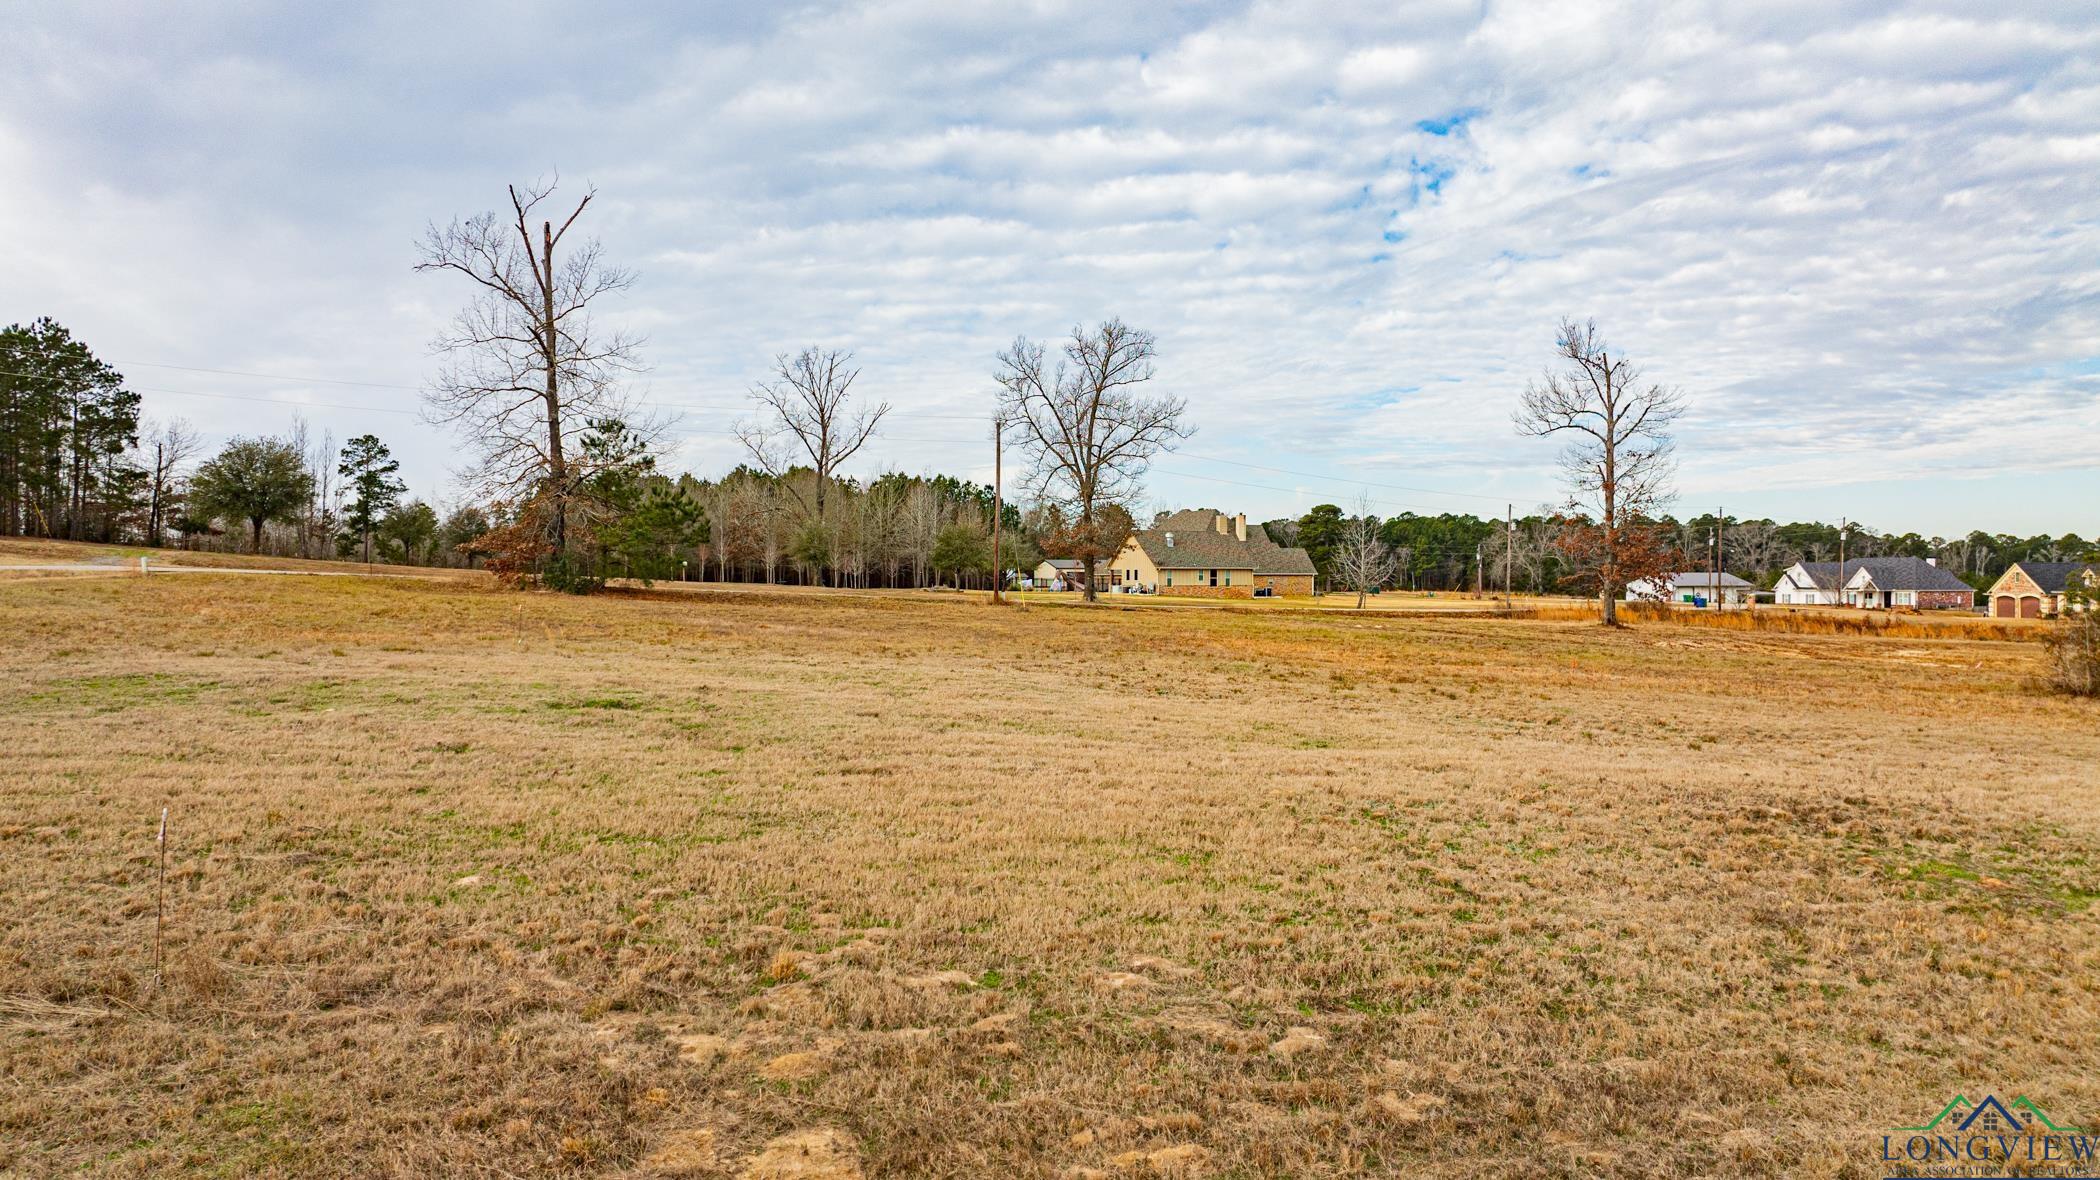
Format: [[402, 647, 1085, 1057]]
[[1773, 558, 1975, 610], [1774, 561, 1845, 606], [1838, 557, 1976, 610], [1626, 571, 1754, 605]]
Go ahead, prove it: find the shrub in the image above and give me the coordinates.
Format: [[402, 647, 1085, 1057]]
[[2045, 611, 2100, 697]]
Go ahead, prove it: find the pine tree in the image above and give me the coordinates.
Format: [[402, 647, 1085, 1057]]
[[337, 434, 406, 562]]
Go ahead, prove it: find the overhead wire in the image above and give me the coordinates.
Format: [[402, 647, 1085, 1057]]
[[8, 359, 1564, 515]]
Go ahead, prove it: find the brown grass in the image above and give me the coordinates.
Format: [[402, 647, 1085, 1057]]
[[1523, 599, 2038, 641], [0, 536, 484, 579], [4, 540, 2098, 1177]]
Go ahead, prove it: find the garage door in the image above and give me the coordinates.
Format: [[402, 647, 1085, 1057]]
[[2021, 596, 2041, 619], [1995, 596, 2016, 617]]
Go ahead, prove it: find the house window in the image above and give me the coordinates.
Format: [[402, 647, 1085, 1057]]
[[1208, 569, 1217, 587], [1979, 1110, 2002, 1132]]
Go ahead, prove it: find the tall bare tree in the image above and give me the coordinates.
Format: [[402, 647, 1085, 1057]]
[[304, 422, 338, 559], [1515, 318, 1685, 625], [139, 418, 200, 547], [416, 178, 643, 556], [737, 348, 887, 585], [1333, 494, 1399, 609], [995, 318, 1189, 602]]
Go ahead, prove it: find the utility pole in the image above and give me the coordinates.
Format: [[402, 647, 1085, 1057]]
[[991, 415, 1004, 605], [1504, 503, 1514, 607], [1475, 543, 1483, 598], [148, 440, 164, 546], [1837, 517, 1849, 610], [1709, 505, 1720, 610]]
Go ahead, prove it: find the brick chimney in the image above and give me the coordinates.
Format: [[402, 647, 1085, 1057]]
[[1214, 513, 1229, 535], [1235, 513, 1247, 541]]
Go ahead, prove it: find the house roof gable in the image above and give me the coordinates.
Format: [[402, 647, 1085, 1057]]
[[1840, 557, 1973, 592], [2003, 561, 2098, 594], [1128, 509, 1318, 575]]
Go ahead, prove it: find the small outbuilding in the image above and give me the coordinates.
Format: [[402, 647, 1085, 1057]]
[[1986, 561, 2097, 618], [1031, 558, 1086, 590]]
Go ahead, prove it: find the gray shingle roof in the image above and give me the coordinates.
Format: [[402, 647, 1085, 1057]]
[[2007, 561, 2098, 594], [1791, 558, 1971, 592], [1841, 557, 1974, 592], [1041, 559, 1084, 571], [1790, 561, 1847, 590], [1131, 509, 1317, 575]]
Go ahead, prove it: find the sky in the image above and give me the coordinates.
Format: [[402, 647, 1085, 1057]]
[[5, 0, 2097, 538]]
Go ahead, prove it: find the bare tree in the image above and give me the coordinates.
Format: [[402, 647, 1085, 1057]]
[[415, 177, 644, 556], [1333, 494, 1398, 609], [903, 481, 941, 588], [139, 418, 200, 548], [1515, 318, 1685, 625], [736, 348, 886, 585], [995, 319, 1190, 602], [306, 424, 336, 559], [1726, 519, 1779, 584], [738, 349, 886, 518]]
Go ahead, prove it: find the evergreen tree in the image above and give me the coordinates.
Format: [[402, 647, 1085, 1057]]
[[0, 318, 142, 540], [189, 437, 315, 553], [337, 434, 405, 562], [379, 500, 439, 564]]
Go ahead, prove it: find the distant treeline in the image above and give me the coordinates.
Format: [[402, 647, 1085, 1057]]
[[1267, 507, 2098, 594]]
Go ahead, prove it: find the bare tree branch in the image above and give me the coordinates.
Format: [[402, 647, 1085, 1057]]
[[1513, 317, 1686, 624], [415, 177, 645, 553], [1332, 493, 1399, 609], [994, 318, 1190, 602], [738, 347, 888, 519]]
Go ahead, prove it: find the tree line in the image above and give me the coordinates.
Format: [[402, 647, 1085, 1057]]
[[1269, 504, 2097, 598]]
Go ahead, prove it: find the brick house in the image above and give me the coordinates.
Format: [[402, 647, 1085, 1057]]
[[1986, 561, 2097, 618], [1104, 509, 1318, 598]]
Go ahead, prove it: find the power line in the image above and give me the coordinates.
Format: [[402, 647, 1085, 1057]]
[[8, 361, 1560, 515], [92, 359, 1558, 503], [113, 360, 420, 391]]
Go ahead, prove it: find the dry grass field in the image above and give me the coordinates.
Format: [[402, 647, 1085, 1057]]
[[5, 544, 2098, 1178]]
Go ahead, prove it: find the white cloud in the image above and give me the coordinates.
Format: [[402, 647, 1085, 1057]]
[[1, 0, 2095, 534]]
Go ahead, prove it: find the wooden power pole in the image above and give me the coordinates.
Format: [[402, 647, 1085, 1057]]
[[1709, 505, 1720, 610], [1504, 503, 1514, 607], [991, 416, 1004, 604], [1837, 516, 1849, 610]]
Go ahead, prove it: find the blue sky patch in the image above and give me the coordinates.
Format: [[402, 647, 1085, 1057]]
[[1416, 108, 1483, 136]]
